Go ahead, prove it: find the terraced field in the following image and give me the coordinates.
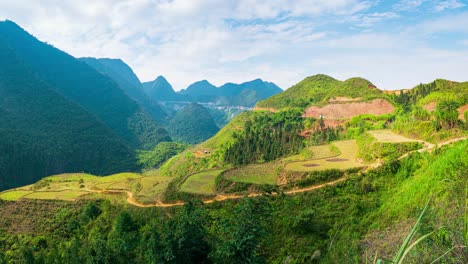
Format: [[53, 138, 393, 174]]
[[180, 170, 224, 195], [0, 172, 171, 203], [285, 140, 364, 172], [222, 162, 281, 185], [284, 144, 338, 162]]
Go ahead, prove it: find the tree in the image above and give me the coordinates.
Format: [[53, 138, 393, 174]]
[[163, 201, 211, 263], [434, 100, 459, 130], [211, 198, 271, 264], [140, 219, 165, 263], [107, 211, 139, 263]]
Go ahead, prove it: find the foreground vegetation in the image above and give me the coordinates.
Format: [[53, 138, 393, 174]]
[[0, 141, 465, 263]]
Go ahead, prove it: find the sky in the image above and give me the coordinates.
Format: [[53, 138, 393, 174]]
[[1, 0, 468, 91]]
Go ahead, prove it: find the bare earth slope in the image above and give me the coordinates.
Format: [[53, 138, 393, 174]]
[[303, 99, 394, 119]]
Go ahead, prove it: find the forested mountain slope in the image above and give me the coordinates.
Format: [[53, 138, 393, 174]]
[[0, 40, 137, 191], [0, 20, 170, 149], [80, 58, 168, 123], [167, 103, 220, 144]]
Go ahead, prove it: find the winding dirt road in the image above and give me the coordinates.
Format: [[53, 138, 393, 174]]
[[89, 176, 350, 208], [86, 137, 466, 208]]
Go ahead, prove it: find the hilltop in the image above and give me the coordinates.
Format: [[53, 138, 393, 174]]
[[256, 74, 387, 110], [142, 76, 186, 102]]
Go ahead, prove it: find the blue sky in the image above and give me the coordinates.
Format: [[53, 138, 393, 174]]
[[1, 0, 467, 90]]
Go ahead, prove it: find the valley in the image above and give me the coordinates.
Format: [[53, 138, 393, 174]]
[[0, 14, 467, 264], [1, 131, 463, 210]]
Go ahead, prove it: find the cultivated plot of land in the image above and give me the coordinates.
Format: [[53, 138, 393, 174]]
[[284, 145, 337, 162], [0, 172, 172, 203], [180, 170, 224, 195], [285, 140, 364, 172], [134, 176, 172, 203], [367, 130, 422, 143], [0, 190, 33, 201], [222, 162, 281, 185]]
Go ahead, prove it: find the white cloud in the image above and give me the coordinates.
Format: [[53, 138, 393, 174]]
[[434, 0, 465, 12], [352, 12, 399, 27], [393, 0, 427, 11], [0, 0, 467, 91]]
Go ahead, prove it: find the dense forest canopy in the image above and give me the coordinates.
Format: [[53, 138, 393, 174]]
[[0, 38, 138, 191]]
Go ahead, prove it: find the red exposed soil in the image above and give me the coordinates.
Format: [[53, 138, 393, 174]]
[[423, 102, 437, 112], [303, 164, 320, 167], [458, 104, 468, 119], [303, 99, 394, 119], [423, 103, 467, 120], [326, 158, 349, 162], [383, 89, 410, 95]]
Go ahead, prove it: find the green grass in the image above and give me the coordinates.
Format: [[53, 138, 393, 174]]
[[180, 170, 224, 195], [0, 190, 33, 200], [285, 140, 365, 171], [222, 162, 281, 185]]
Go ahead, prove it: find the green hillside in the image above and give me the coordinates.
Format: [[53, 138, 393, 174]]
[[80, 58, 168, 123], [167, 103, 220, 144], [0, 39, 137, 191], [392, 79, 468, 109], [0, 21, 170, 149], [0, 141, 466, 263], [256, 74, 388, 110]]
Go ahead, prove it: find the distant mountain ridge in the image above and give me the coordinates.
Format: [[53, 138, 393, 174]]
[[142, 76, 282, 107], [142, 76, 186, 102], [180, 78, 283, 106]]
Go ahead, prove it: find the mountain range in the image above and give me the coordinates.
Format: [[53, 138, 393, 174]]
[[143, 76, 283, 107], [0, 20, 284, 190], [0, 20, 170, 190]]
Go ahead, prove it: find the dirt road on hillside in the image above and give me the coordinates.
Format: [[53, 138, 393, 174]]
[[86, 137, 466, 208]]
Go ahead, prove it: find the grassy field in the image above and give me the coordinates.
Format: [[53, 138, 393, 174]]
[[367, 129, 421, 143], [285, 140, 364, 172], [222, 162, 281, 185], [180, 170, 224, 195]]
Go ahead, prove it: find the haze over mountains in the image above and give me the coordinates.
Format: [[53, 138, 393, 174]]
[[142, 75, 282, 107], [0, 20, 283, 190]]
